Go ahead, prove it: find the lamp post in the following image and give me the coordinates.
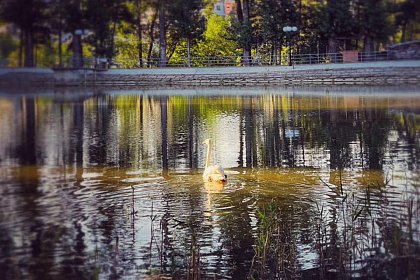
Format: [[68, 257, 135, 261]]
[[282, 26, 298, 66]]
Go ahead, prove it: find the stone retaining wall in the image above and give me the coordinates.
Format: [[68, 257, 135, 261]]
[[86, 67, 420, 86], [1, 66, 419, 87]]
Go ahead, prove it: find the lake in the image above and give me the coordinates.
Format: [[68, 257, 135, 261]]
[[0, 86, 419, 279]]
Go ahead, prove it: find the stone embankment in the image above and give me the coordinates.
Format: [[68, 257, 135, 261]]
[[1, 60, 419, 87]]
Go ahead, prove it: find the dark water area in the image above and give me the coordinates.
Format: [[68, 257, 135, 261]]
[[0, 87, 419, 279]]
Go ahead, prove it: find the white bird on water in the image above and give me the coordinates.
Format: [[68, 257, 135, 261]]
[[203, 139, 227, 183]]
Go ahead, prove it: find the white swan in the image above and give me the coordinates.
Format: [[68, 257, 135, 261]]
[[203, 139, 227, 183]]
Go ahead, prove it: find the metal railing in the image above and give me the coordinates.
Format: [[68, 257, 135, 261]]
[[1, 50, 418, 69], [134, 50, 415, 68], [358, 51, 389, 62], [291, 53, 343, 65]]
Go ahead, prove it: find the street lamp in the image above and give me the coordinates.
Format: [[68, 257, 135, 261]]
[[283, 26, 298, 66]]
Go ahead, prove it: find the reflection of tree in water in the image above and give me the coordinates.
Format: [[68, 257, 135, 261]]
[[393, 112, 420, 171], [216, 189, 255, 278], [326, 109, 359, 170], [156, 95, 255, 278], [0, 93, 419, 279], [54, 94, 408, 172], [361, 108, 390, 170], [244, 97, 258, 168], [2, 98, 60, 279], [85, 96, 111, 166]]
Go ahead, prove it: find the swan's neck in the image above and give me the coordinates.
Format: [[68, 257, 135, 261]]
[[205, 141, 212, 169]]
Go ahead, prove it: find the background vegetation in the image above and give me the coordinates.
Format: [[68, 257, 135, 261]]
[[0, 0, 419, 67]]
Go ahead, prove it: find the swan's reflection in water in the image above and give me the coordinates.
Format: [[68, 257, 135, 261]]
[[204, 181, 225, 217]]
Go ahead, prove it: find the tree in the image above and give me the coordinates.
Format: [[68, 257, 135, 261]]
[[0, 33, 17, 59], [158, 0, 167, 67], [85, 0, 131, 60], [253, 0, 298, 64], [135, 0, 143, 67], [297, 0, 325, 53], [168, 0, 205, 66], [233, 0, 252, 65], [0, 0, 48, 67], [355, 0, 392, 52], [48, 0, 66, 67], [196, 14, 239, 58], [395, 0, 420, 42], [319, 0, 355, 53], [63, 0, 86, 68]]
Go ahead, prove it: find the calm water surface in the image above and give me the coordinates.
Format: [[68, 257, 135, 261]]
[[0, 87, 419, 279]]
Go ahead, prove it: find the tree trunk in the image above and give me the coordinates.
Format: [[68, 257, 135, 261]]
[[401, 21, 407, 42], [364, 35, 374, 53], [167, 41, 178, 60], [158, 0, 167, 67], [242, 0, 251, 65], [137, 0, 143, 67], [72, 32, 83, 69], [72, 0, 83, 69], [58, 18, 63, 67], [110, 19, 117, 61], [19, 30, 23, 67], [235, 0, 243, 22], [147, 8, 158, 67], [24, 30, 34, 67], [34, 44, 37, 67], [273, 42, 276, 65], [328, 37, 337, 53], [187, 38, 191, 67]]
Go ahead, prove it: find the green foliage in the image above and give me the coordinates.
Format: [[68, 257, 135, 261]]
[[0, 0, 419, 67], [0, 0, 49, 66], [231, 17, 253, 50], [0, 0, 47, 31], [114, 24, 141, 68], [319, 0, 355, 40], [298, 0, 325, 52], [0, 33, 17, 58], [196, 14, 239, 57], [202, 0, 219, 18], [253, 0, 297, 45], [165, 0, 205, 63], [395, 0, 420, 41], [85, 0, 131, 59], [355, 0, 394, 50], [168, 0, 205, 41], [62, 0, 86, 32]]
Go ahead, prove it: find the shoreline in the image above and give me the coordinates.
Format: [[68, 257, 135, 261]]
[[1, 84, 420, 98], [0, 60, 420, 87]]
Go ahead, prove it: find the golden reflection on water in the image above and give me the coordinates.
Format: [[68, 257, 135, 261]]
[[5, 164, 410, 199]]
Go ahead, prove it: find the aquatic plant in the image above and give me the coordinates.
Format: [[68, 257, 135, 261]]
[[249, 200, 299, 280]]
